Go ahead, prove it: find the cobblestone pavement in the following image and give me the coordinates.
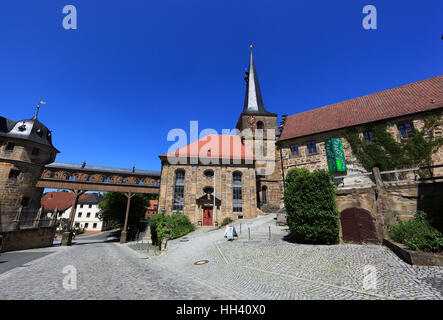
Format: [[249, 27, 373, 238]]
[[146, 214, 443, 300], [0, 242, 232, 300]]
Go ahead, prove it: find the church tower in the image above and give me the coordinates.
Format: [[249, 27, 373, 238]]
[[236, 46, 283, 211]]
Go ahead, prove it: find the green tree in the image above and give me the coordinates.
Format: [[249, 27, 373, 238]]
[[284, 168, 339, 245], [98, 192, 151, 232]]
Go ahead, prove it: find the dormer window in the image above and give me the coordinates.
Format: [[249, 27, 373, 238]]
[[18, 123, 26, 131], [36, 128, 43, 137], [6, 142, 15, 151]]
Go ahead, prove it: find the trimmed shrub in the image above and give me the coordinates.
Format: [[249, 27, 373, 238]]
[[149, 213, 195, 247], [221, 217, 233, 227], [388, 211, 443, 253], [284, 168, 339, 245]]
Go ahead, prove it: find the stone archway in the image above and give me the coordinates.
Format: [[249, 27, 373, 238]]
[[340, 207, 379, 244]]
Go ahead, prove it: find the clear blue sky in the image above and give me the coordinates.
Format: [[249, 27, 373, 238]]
[[1, 0, 442, 172]]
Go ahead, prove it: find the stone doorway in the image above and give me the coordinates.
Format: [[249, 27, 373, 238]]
[[203, 207, 213, 226], [340, 207, 378, 244]]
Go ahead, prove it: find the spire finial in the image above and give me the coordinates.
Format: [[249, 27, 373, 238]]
[[249, 44, 253, 51]]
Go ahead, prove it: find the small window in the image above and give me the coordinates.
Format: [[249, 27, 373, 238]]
[[78, 212, 82, 217], [8, 168, 21, 179], [203, 186, 214, 195], [204, 170, 214, 178], [306, 141, 317, 154], [93, 223, 97, 229], [31, 148, 40, 156], [5, 142, 15, 151], [95, 213, 98, 218], [87, 212, 91, 218], [21, 197, 30, 207], [84, 223, 89, 228], [290, 144, 299, 157], [80, 204, 84, 208], [397, 123, 413, 139], [256, 121, 264, 130], [364, 131, 374, 143], [88, 204, 92, 208]]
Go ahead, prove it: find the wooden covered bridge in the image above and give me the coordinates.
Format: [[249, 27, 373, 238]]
[[37, 162, 160, 245]]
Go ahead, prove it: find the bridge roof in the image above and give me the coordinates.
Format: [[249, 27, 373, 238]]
[[45, 162, 161, 177]]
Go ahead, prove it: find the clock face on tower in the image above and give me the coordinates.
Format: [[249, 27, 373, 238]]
[[247, 116, 255, 126]]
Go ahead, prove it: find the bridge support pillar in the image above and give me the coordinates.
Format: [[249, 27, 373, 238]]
[[120, 231, 127, 244], [120, 192, 134, 244], [61, 231, 73, 246], [62, 189, 85, 246]]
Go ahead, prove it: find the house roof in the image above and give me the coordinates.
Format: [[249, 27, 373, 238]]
[[41, 192, 87, 212], [0, 115, 59, 152], [78, 193, 103, 205], [159, 134, 254, 161], [279, 75, 443, 141], [147, 200, 158, 210]]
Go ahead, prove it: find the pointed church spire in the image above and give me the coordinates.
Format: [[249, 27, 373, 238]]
[[242, 45, 271, 114]]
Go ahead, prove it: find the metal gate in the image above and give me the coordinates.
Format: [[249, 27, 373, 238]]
[[340, 207, 378, 244]]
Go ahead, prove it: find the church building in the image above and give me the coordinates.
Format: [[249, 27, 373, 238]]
[[158, 47, 443, 228]]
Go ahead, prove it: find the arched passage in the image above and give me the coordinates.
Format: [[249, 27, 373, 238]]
[[340, 207, 378, 244]]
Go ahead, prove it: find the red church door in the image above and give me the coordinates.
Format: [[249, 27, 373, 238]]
[[203, 207, 213, 226]]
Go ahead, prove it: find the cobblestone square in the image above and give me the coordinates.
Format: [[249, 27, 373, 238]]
[[0, 214, 441, 300]]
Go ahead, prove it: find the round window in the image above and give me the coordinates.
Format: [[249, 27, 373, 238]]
[[204, 170, 214, 178]]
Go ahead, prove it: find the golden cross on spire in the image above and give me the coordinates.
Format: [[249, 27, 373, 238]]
[[249, 44, 253, 50]]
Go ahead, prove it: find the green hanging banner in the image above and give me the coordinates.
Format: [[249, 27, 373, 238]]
[[325, 138, 347, 173]]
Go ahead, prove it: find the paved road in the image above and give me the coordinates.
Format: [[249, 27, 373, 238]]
[[0, 239, 231, 300]]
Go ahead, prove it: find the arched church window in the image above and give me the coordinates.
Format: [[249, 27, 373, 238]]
[[262, 186, 268, 205], [203, 186, 213, 195], [256, 121, 264, 130], [233, 172, 242, 212], [173, 170, 185, 211]]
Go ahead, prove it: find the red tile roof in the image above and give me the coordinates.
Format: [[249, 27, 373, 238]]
[[279, 75, 443, 141], [41, 192, 87, 212], [159, 134, 254, 161], [147, 200, 158, 210]]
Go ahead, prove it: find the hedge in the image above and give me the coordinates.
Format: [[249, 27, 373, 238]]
[[388, 211, 443, 253], [283, 168, 339, 245], [149, 213, 195, 247]]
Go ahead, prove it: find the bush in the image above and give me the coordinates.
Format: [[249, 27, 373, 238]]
[[284, 168, 339, 245], [388, 211, 443, 253], [221, 217, 233, 227], [149, 212, 195, 247]]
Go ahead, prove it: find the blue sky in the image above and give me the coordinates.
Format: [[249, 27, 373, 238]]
[[1, 0, 442, 172]]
